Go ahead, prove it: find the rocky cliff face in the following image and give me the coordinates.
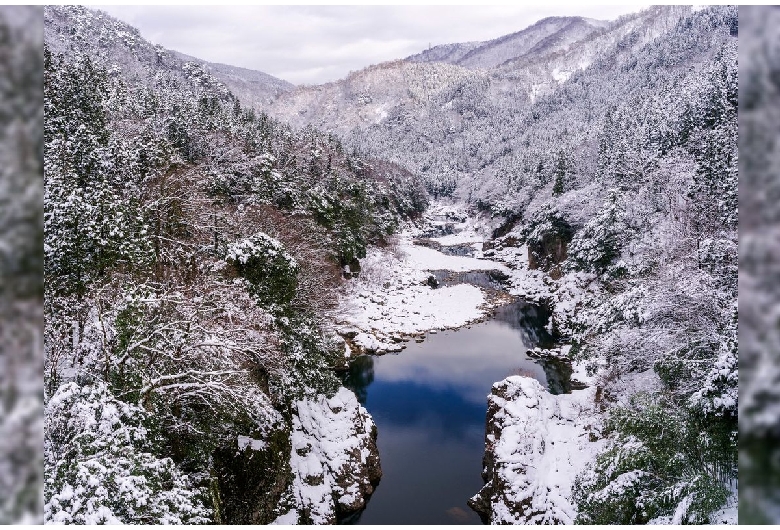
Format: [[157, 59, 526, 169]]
[[469, 376, 603, 524], [213, 428, 292, 524], [275, 387, 382, 524], [527, 230, 571, 280]]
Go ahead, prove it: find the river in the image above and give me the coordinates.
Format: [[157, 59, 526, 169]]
[[340, 298, 567, 524]]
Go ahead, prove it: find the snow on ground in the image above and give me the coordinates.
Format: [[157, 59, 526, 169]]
[[648, 481, 738, 525], [608, 368, 663, 404], [417, 200, 500, 246], [402, 242, 510, 273], [274, 387, 381, 525], [338, 234, 510, 355], [706, 484, 738, 525], [236, 435, 267, 452], [470, 376, 604, 525]]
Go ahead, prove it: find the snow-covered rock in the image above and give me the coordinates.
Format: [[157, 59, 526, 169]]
[[469, 376, 603, 524], [280, 387, 381, 524]]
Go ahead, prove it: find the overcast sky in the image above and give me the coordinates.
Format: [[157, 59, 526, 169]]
[[96, 5, 648, 85]]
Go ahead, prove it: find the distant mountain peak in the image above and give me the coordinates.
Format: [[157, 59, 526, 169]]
[[406, 15, 606, 70], [44, 5, 294, 107]]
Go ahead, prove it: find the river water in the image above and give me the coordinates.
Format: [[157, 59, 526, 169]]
[[341, 299, 565, 525]]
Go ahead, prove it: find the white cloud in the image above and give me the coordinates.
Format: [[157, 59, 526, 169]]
[[373, 320, 548, 405]]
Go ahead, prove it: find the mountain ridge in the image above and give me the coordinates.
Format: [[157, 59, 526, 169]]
[[407, 16, 607, 71], [44, 5, 294, 104]]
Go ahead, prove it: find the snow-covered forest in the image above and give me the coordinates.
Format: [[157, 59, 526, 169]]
[[42, 5, 741, 525]]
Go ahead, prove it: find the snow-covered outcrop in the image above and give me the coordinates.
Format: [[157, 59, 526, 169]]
[[276, 387, 381, 524], [469, 376, 603, 524], [338, 204, 512, 355]]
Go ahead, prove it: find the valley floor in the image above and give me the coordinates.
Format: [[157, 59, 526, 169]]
[[316, 200, 738, 525], [325, 201, 609, 524]]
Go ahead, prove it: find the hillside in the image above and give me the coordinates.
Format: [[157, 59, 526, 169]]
[[44, 5, 425, 524], [407, 16, 607, 70], [43, 5, 739, 525], [44, 6, 294, 105]]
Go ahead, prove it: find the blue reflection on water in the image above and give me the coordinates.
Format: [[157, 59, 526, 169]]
[[342, 301, 553, 525], [367, 380, 488, 442]]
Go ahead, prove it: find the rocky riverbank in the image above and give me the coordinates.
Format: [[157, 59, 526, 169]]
[[468, 377, 603, 524], [272, 388, 381, 524]]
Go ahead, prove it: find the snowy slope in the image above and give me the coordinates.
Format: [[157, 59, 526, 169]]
[[173, 51, 293, 106], [406, 41, 483, 65], [267, 59, 481, 135], [407, 17, 605, 71], [44, 6, 292, 105]]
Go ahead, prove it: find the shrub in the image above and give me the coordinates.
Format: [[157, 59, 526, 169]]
[[226, 233, 299, 306], [44, 382, 210, 524]]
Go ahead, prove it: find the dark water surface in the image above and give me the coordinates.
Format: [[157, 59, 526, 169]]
[[341, 301, 559, 525]]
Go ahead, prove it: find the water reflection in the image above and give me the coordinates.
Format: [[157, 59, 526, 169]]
[[492, 299, 555, 348], [364, 321, 547, 406], [341, 301, 565, 525], [342, 354, 374, 405]]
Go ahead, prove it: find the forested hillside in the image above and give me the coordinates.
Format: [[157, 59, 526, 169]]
[[43, 5, 738, 525], [269, 5, 738, 524], [44, 6, 425, 524], [44, 7, 294, 107]]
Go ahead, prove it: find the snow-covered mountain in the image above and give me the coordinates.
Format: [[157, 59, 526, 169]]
[[268, 16, 616, 133], [44, 6, 293, 104], [407, 16, 607, 70], [265, 6, 699, 199], [264, 16, 613, 139], [172, 51, 294, 107]]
